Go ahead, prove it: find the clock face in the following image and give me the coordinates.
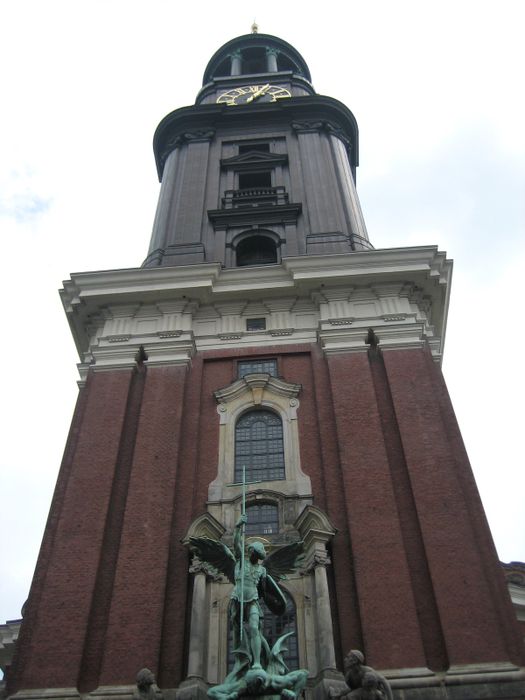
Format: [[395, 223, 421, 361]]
[[217, 84, 292, 106]]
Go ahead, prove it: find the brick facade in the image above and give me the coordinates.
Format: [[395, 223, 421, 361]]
[[9, 343, 524, 694]]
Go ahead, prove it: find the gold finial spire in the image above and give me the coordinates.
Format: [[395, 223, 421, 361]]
[[251, 20, 258, 34]]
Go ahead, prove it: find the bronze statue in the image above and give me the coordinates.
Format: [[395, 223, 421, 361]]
[[329, 650, 392, 700], [189, 514, 307, 698]]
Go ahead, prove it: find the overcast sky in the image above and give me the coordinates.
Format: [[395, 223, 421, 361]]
[[1, 0, 524, 627]]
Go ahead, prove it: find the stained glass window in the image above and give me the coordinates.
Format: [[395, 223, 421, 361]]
[[245, 503, 279, 536], [238, 359, 277, 378], [235, 410, 285, 483]]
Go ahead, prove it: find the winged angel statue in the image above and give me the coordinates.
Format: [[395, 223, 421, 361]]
[[189, 514, 308, 699]]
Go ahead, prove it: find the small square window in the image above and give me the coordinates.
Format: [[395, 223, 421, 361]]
[[246, 318, 266, 332]]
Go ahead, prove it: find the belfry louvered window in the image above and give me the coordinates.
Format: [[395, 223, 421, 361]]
[[234, 410, 285, 483]]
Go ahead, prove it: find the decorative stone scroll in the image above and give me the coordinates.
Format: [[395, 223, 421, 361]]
[[291, 120, 352, 151], [159, 129, 215, 171]]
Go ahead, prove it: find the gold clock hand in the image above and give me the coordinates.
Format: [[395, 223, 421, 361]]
[[246, 84, 271, 103]]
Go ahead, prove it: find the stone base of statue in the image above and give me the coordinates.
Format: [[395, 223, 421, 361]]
[[208, 667, 308, 699], [174, 676, 209, 700], [207, 633, 308, 700], [309, 670, 346, 700]]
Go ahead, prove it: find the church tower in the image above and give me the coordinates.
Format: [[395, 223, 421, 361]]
[[7, 32, 525, 700]]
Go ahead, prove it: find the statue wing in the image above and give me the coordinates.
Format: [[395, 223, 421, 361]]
[[263, 541, 305, 580], [189, 537, 236, 584]]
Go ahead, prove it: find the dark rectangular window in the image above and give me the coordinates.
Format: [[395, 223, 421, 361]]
[[238, 142, 270, 155], [238, 359, 277, 378], [241, 47, 266, 75], [239, 171, 272, 189], [246, 317, 266, 331]]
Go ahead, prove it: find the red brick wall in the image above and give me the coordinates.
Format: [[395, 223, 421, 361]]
[[98, 364, 189, 685], [421, 349, 525, 666], [325, 351, 427, 670], [382, 348, 518, 665], [12, 369, 135, 690], [368, 348, 448, 670], [11, 343, 525, 693], [8, 374, 91, 694], [78, 366, 147, 691]]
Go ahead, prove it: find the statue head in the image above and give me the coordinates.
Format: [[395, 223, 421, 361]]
[[344, 649, 365, 669], [248, 540, 266, 560], [136, 668, 155, 691], [246, 668, 268, 691]]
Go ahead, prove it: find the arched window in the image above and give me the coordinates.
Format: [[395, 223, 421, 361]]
[[228, 591, 299, 671], [235, 410, 285, 483], [246, 502, 279, 536], [236, 235, 277, 266]]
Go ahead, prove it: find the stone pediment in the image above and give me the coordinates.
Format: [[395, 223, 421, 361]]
[[214, 372, 301, 406], [182, 512, 226, 544], [220, 151, 288, 170]]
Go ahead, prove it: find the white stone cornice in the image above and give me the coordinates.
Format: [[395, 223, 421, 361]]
[[60, 263, 222, 305], [90, 334, 195, 371], [283, 246, 451, 284], [0, 617, 21, 674], [61, 247, 450, 311], [319, 322, 430, 356], [60, 247, 452, 369], [144, 337, 196, 367]]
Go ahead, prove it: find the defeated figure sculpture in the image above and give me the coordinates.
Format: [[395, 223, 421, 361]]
[[329, 650, 393, 700], [133, 668, 159, 700], [189, 514, 308, 698]]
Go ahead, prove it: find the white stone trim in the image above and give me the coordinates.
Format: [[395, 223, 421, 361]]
[[182, 512, 226, 544], [508, 583, 525, 622], [209, 373, 311, 504], [0, 617, 21, 676], [319, 322, 430, 356], [60, 247, 452, 373]]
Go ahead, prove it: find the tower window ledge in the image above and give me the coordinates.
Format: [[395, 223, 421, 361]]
[[222, 186, 289, 209], [208, 202, 302, 229]]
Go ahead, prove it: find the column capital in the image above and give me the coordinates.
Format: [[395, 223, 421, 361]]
[[304, 550, 331, 573]]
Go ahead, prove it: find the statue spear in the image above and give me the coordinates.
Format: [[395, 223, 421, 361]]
[[227, 466, 260, 643], [239, 464, 246, 641]]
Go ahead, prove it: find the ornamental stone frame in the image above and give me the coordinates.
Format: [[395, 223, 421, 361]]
[[209, 373, 312, 528], [176, 373, 342, 696]]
